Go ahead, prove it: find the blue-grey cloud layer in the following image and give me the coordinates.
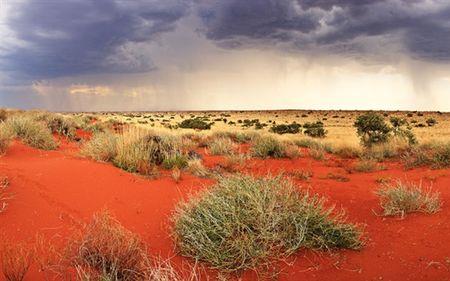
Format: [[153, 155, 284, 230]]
[[198, 0, 450, 60], [1, 0, 449, 81], [1, 0, 188, 79]]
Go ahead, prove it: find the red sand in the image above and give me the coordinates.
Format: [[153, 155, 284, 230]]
[[0, 139, 449, 281]]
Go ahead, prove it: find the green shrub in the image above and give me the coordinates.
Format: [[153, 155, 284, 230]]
[[377, 181, 441, 218], [389, 117, 416, 145], [270, 123, 301, 134], [179, 118, 212, 130], [250, 136, 286, 158], [303, 121, 327, 138], [354, 113, 391, 147], [4, 117, 57, 150], [80, 132, 117, 162], [172, 175, 363, 272]]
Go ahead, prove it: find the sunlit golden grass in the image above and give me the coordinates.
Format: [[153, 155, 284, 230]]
[[377, 181, 441, 218], [3, 116, 57, 150]]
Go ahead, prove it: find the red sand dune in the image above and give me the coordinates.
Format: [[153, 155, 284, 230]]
[[0, 139, 449, 281]]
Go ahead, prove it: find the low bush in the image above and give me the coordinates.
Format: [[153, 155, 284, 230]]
[[179, 118, 212, 130], [250, 136, 286, 158], [172, 175, 363, 272], [38, 113, 77, 139], [270, 123, 301, 134], [426, 118, 437, 127], [4, 117, 57, 150], [377, 181, 441, 218], [208, 137, 235, 155], [80, 132, 117, 162], [303, 121, 327, 138], [401, 142, 450, 169]]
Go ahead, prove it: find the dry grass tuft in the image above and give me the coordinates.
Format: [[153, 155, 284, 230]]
[[353, 159, 380, 173], [250, 135, 287, 158], [288, 169, 313, 182], [208, 137, 236, 156], [187, 159, 209, 178], [66, 210, 150, 280], [66, 210, 198, 281], [0, 177, 11, 213], [0, 240, 32, 281], [3, 116, 57, 150], [80, 131, 117, 162], [172, 167, 182, 183], [172, 174, 363, 273], [377, 181, 442, 218]]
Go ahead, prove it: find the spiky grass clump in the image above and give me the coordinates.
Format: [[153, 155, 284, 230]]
[[0, 123, 14, 155], [38, 113, 78, 139], [402, 142, 450, 169], [353, 159, 379, 173], [0, 177, 11, 213], [187, 159, 209, 178], [172, 175, 363, 273], [4, 116, 57, 150], [208, 137, 236, 156], [250, 135, 286, 158], [67, 211, 150, 281], [377, 181, 441, 218], [80, 132, 117, 162], [0, 240, 32, 281]]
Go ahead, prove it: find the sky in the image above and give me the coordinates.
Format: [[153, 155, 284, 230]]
[[0, 0, 449, 112]]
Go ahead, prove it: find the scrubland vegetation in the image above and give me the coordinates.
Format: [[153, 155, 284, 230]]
[[0, 108, 449, 280]]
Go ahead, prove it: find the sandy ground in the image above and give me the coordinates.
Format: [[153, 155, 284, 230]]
[[0, 135, 450, 280]]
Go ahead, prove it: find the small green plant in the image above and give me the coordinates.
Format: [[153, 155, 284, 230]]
[[172, 175, 363, 273], [303, 121, 327, 138], [270, 123, 301, 134], [354, 112, 391, 147], [377, 181, 441, 218]]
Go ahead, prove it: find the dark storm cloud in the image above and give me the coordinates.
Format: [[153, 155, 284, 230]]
[[1, 0, 189, 79], [197, 0, 450, 61]]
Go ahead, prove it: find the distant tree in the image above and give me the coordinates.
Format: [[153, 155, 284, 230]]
[[354, 113, 391, 147]]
